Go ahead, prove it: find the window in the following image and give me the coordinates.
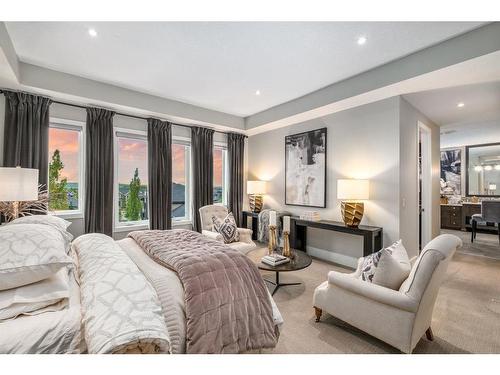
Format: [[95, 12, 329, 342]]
[[48, 121, 84, 215], [115, 130, 149, 228], [172, 141, 191, 222], [213, 145, 228, 204]]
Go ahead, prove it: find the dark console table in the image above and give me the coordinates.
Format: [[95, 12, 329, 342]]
[[290, 218, 383, 256]]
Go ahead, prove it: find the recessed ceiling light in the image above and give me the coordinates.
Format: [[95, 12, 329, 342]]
[[255, 90, 261, 96], [357, 36, 367, 45], [88, 28, 97, 37], [457, 102, 465, 108]]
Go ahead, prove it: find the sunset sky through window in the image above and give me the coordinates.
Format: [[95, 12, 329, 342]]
[[49, 128, 223, 186]]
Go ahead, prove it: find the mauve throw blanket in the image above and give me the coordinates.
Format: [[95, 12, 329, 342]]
[[128, 229, 279, 353]]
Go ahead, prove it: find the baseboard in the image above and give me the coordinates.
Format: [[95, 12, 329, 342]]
[[306, 245, 358, 268]]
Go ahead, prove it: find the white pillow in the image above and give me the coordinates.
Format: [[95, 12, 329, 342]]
[[9, 215, 71, 231], [8, 215, 74, 252], [0, 224, 74, 291], [359, 240, 411, 290], [0, 268, 70, 321]]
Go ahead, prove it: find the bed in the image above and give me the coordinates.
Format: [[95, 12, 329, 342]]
[[0, 218, 282, 354], [117, 236, 283, 354]]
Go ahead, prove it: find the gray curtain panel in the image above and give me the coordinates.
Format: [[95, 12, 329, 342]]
[[2, 91, 52, 186], [191, 126, 214, 232], [85, 107, 115, 236], [147, 118, 172, 230], [227, 132, 246, 226]]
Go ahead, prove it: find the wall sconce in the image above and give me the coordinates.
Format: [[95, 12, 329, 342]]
[[247, 180, 266, 213]]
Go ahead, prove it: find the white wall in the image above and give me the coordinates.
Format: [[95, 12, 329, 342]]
[[248, 97, 401, 267], [399, 98, 440, 256], [441, 119, 500, 148]]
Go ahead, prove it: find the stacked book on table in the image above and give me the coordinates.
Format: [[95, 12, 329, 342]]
[[300, 211, 321, 221], [261, 253, 290, 267]]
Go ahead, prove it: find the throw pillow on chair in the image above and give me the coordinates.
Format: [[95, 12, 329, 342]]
[[212, 212, 240, 244]]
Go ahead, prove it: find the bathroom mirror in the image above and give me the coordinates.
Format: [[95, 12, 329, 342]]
[[466, 143, 500, 197]]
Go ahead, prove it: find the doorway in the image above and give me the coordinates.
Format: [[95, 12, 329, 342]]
[[418, 122, 432, 251]]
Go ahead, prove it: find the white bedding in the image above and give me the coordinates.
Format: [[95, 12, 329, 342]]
[[117, 237, 284, 354], [0, 269, 84, 354]]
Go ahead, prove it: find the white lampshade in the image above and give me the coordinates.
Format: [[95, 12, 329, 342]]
[[247, 180, 266, 195], [0, 167, 39, 201], [337, 179, 369, 201]]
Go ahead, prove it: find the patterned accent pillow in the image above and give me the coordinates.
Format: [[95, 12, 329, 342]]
[[212, 212, 240, 244], [359, 240, 411, 290], [360, 248, 384, 283]]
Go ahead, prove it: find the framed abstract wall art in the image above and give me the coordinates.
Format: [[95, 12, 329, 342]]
[[440, 148, 461, 195], [285, 128, 327, 207]]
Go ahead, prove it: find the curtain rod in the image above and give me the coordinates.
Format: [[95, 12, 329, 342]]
[[1, 89, 245, 137]]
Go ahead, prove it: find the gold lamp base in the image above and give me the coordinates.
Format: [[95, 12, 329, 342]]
[[249, 194, 263, 213], [341, 201, 364, 228]]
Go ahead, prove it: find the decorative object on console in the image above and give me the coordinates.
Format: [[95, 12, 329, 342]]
[[247, 180, 266, 213], [282, 216, 292, 258], [268, 211, 277, 255], [0, 167, 40, 222], [337, 179, 369, 228], [299, 211, 321, 221], [440, 149, 461, 195], [285, 128, 327, 208]]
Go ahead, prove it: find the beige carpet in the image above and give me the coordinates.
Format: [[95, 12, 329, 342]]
[[249, 232, 500, 353]]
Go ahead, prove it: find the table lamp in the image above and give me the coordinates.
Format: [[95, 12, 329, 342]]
[[0, 167, 39, 220], [337, 179, 369, 228], [247, 180, 266, 213]]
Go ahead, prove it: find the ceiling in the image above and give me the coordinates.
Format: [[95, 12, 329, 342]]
[[404, 81, 500, 126], [5, 22, 485, 117]]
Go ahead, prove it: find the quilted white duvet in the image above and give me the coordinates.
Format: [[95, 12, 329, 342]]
[[72, 234, 170, 354]]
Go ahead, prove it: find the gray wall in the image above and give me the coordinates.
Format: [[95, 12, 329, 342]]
[[248, 97, 401, 267], [399, 98, 440, 256]]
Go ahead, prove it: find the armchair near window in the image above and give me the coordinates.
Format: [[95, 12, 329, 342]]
[[313, 234, 462, 353], [199, 205, 256, 255]]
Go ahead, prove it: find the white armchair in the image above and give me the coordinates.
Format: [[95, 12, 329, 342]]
[[313, 234, 462, 353], [199, 205, 257, 255]]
